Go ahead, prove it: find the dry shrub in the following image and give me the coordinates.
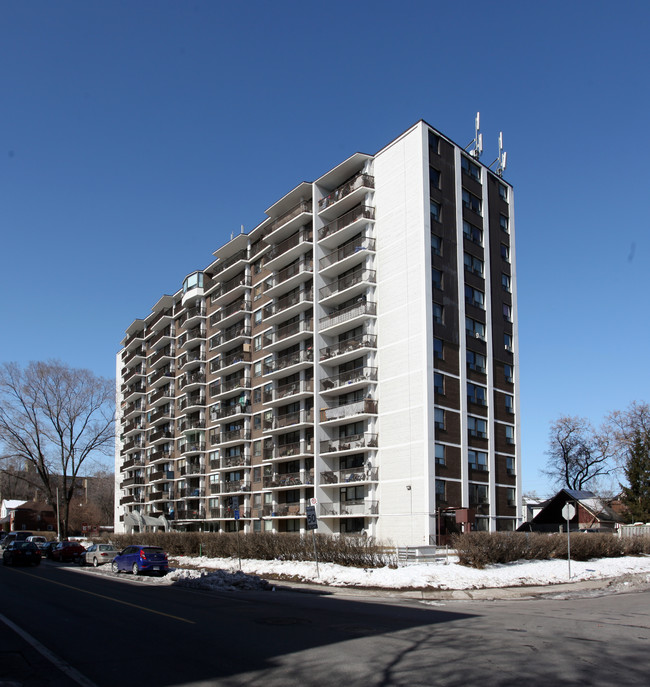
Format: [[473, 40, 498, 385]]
[[451, 532, 650, 568], [103, 531, 395, 568]]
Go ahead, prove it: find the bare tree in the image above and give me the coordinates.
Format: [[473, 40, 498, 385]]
[[543, 415, 615, 492], [0, 361, 114, 538], [607, 401, 650, 464]]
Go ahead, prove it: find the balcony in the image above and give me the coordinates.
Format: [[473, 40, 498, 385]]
[[319, 269, 376, 307], [179, 441, 206, 455], [149, 428, 174, 444], [266, 200, 313, 244], [265, 379, 313, 406], [179, 350, 205, 372], [266, 227, 313, 271], [265, 318, 313, 352], [320, 367, 377, 395], [320, 467, 378, 485], [264, 258, 313, 298], [149, 448, 174, 463], [148, 345, 175, 369], [265, 441, 313, 461], [121, 476, 145, 488], [320, 335, 377, 365], [319, 237, 376, 277], [179, 371, 206, 391], [179, 305, 206, 329], [320, 432, 378, 454], [147, 327, 175, 350], [222, 480, 251, 494], [211, 403, 250, 421], [177, 418, 205, 432], [148, 367, 175, 388], [263, 348, 313, 379], [318, 204, 376, 250], [208, 324, 251, 352], [123, 365, 146, 385], [213, 427, 251, 445], [318, 173, 375, 216], [178, 327, 206, 350], [180, 462, 205, 476], [123, 382, 146, 402], [209, 376, 250, 401], [209, 249, 248, 280], [120, 456, 143, 471], [148, 307, 174, 333], [263, 471, 312, 488], [265, 409, 314, 434], [209, 273, 251, 308], [175, 509, 207, 520], [263, 288, 313, 326], [149, 385, 175, 406], [178, 393, 206, 413], [318, 500, 378, 516], [319, 300, 376, 336], [320, 399, 378, 425], [123, 329, 144, 352], [211, 349, 251, 376], [211, 298, 251, 331]]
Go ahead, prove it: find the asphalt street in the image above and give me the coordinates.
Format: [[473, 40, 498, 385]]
[[1, 560, 648, 686]]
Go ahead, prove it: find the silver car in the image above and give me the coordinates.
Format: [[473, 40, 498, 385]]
[[78, 543, 118, 567]]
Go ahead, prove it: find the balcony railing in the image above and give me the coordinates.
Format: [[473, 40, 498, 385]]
[[321, 467, 378, 484], [210, 274, 251, 302], [320, 335, 377, 361], [178, 394, 206, 411], [212, 350, 251, 372], [270, 318, 313, 344], [267, 228, 313, 261], [321, 399, 378, 422], [319, 500, 378, 516], [319, 237, 376, 271], [320, 301, 376, 330], [320, 432, 378, 453], [179, 372, 206, 389], [263, 348, 313, 375], [321, 367, 377, 392], [266, 200, 312, 235], [179, 442, 206, 455], [209, 324, 251, 349], [265, 258, 313, 290], [263, 288, 313, 319], [319, 205, 375, 242], [319, 269, 376, 300], [210, 249, 248, 277], [318, 174, 374, 212]]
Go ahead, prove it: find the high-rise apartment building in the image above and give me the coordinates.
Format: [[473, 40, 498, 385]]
[[115, 120, 521, 546]]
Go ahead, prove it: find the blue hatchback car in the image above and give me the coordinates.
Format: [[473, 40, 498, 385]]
[[111, 545, 169, 576]]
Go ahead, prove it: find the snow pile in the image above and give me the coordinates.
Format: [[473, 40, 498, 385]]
[[169, 553, 650, 591], [166, 566, 271, 591]]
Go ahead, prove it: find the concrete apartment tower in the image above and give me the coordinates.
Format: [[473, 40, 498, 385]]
[[115, 120, 521, 546]]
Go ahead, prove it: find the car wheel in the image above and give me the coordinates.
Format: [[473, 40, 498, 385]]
[[92, 557, 99, 567], [132, 563, 139, 576], [111, 561, 119, 574]]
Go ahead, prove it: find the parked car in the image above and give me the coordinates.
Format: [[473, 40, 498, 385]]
[[111, 545, 169, 575], [26, 536, 49, 553], [42, 541, 60, 559], [51, 541, 86, 562], [77, 543, 118, 567], [0, 532, 33, 550], [3, 541, 41, 566]]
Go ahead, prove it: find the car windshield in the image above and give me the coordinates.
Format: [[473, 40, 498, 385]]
[[15, 542, 33, 550], [142, 547, 164, 554], [99, 545, 114, 551]]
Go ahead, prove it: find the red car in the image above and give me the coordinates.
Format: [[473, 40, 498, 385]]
[[51, 541, 86, 562]]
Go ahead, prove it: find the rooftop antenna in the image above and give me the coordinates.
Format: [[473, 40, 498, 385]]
[[489, 131, 508, 177], [240, 224, 244, 234], [465, 111, 483, 159]]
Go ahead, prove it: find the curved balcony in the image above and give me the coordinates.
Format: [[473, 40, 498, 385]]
[[148, 345, 175, 370], [178, 441, 207, 456], [319, 300, 376, 336], [263, 348, 313, 380], [211, 298, 251, 332], [265, 200, 313, 244], [208, 273, 251, 309], [179, 350, 205, 372], [318, 204, 375, 250], [147, 326, 176, 350], [180, 305, 206, 330], [264, 259, 313, 298], [178, 327, 206, 351], [319, 237, 376, 278], [266, 227, 313, 272], [178, 393, 206, 415], [209, 376, 250, 402], [263, 288, 313, 326], [179, 371, 206, 393], [148, 367, 175, 389], [149, 428, 174, 445], [320, 367, 377, 396]]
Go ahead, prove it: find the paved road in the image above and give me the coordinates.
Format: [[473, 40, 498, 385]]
[[1, 561, 648, 686]]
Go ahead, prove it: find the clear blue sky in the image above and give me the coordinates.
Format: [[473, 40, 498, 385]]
[[1, 1, 648, 493]]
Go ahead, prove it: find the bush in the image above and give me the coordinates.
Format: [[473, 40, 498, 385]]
[[99, 531, 396, 568], [451, 532, 650, 568]]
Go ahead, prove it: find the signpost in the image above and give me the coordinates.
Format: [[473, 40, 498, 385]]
[[562, 502, 576, 579], [305, 502, 319, 578]]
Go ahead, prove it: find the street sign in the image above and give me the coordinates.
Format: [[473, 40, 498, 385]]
[[305, 505, 318, 530], [562, 503, 576, 521], [309, 497, 317, 506], [234, 509, 240, 520]]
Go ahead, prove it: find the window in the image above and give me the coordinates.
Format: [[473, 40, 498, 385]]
[[183, 272, 203, 294], [253, 387, 262, 404], [434, 373, 444, 395], [505, 394, 514, 414], [430, 200, 441, 223], [502, 273, 511, 292], [435, 479, 446, 501], [429, 167, 441, 190], [462, 189, 482, 215], [505, 425, 515, 445], [499, 183, 508, 201], [434, 338, 443, 360], [253, 284, 263, 301], [433, 303, 443, 325], [507, 487, 516, 507], [431, 234, 442, 257], [475, 517, 489, 531], [468, 416, 487, 438], [253, 441, 262, 458], [503, 303, 512, 322], [468, 382, 487, 406], [429, 131, 440, 155], [504, 364, 513, 383], [500, 214, 509, 233], [466, 317, 486, 341], [463, 220, 482, 245], [504, 333, 513, 352], [465, 285, 484, 309], [253, 258, 263, 275], [432, 268, 442, 290], [506, 456, 515, 475], [467, 350, 486, 373], [253, 414, 261, 431], [434, 408, 445, 430], [435, 443, 445, 465], [468, 450, 488, 471], [501, 243, 510, 262], [254, 309, 263, 325], [461, 156, 481, 181], [464, 252, 484, 276]]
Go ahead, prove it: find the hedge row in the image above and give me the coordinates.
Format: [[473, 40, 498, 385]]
[[451, 532, 650, 568], [100, 531, 396, 568]]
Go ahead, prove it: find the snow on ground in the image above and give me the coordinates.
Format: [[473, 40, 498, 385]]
[[155, 554, 650, 593]]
